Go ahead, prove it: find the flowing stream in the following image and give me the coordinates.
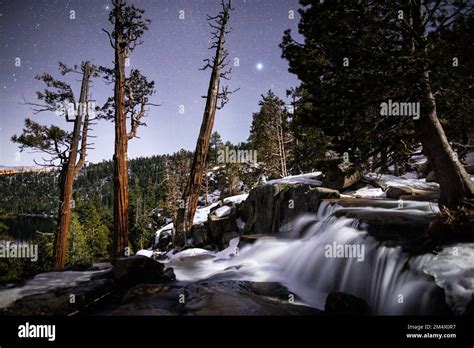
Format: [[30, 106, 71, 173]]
[[167, 200, 465, 315]]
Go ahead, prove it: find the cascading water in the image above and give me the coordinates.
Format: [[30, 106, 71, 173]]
[[166, 201, 454, 315]]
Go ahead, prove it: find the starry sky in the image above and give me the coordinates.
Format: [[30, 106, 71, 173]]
[[0, 0, 301, 166]]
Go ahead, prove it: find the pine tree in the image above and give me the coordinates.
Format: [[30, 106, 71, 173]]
[[281, 0, 474, 209], [102, 0, 156, 256], [12, 61, 98, 269], [249, 91, 292, 178]]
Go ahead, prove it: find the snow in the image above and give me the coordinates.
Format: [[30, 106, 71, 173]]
[[424, 243, 474, 315], [267, 172, 322, 186], [214, 205, 232, 218], [204, 190, 221, 203], [155, 222, 174, 245], [351, 186, 385, 198], [366, 172, 440, 191], [223, 193, 249, 205], [136, 249, 154, 258], [170, 248, 213, 259], [215, 237, 240, 259], [193, 202, 220, 225], [236, 217, 246, 230]]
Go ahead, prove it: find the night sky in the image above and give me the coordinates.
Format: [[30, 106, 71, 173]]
[[0, 0, 301, 166]]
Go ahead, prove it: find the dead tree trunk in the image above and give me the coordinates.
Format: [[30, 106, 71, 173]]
[[175, 0, 235, 246], [54, 63, 92, 270], [411, 2, 474, 210]]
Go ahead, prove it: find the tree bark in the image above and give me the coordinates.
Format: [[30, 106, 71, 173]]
[[112, 0, 130, 257], [411, 2, 474, 209], [54, 63, 92, 270], [175, 5, 230, 246]]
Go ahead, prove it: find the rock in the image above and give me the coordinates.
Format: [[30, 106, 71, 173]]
[[107, 280, 322, 316], [208, 207, 239, 249], [464, 294, 474, 316], [324, 291, 370, 314], [238, 234, 270, 247], [62, 262, 93, 271], [191, 222, 211, 247], [121, 284, 169, 304], [112, 255, 174, 287], [155, 229, 173, 252], [3, 278, 114, 315], [323, 162, 361, 190], [221, 231, 239, 249], [241, 183, 339, 236], [386, 185, 414, 198], [333, 207, 436, 253], [426, 171, 438, 183]]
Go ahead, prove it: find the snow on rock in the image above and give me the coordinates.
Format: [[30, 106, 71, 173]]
[[267, 172, 322, 186], [223, 193, 249, 205], [170, 248, 214, 259], [136, 249, 154, 258], [423, 243, 474, 315], [155, 222, 174, 245], [193, 202, 220, 225], [214, 205, 232, 218], [351, 186, 386, 198], [366, 173, 439, 191], [215, 237, 240, 260]]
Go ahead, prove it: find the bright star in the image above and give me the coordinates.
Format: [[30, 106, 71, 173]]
[[256, 63, 264, 71]]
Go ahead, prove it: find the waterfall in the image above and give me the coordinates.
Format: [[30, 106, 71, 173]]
[[167, 201, 451, 315]]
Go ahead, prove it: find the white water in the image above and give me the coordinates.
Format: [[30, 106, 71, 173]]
[[167, 201, 461, 315]]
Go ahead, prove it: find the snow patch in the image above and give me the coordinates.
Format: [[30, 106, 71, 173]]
[[366, 172, 439, 191], [171, 248, 214, 259], [136, 249, 154, 258], [267, 172, 322, 186], [193, 202, 220, 225], [223, 193, 249, 205], [214, 206, 232, 218], [424, 243, 474, 315]]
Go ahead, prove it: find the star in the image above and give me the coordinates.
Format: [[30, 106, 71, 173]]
[[256, 63, 264, 71]]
